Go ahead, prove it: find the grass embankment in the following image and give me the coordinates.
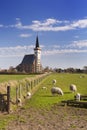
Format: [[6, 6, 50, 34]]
[[0, 74, 36, 98]]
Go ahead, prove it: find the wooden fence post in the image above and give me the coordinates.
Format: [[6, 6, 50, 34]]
[[26, 82, 28, 92], [31, 81, 33, 89], [19, 85, 21, 98], [16, 86, 18, 104], [7, 86, 10, 114], [34, 79, 36, 87]]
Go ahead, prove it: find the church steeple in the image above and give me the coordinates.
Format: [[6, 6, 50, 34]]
[[36, 35, 39, 48], [34, 36, 41, 73]]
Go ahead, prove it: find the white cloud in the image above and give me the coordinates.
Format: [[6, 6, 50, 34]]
[[67, 40, 87, 48], [52, 45, 60, 48], [32, 18, 60, 26], [74, 35, 79, 39], [26, 18, 73, 31], [71, 19, 87, 28], [42, 48, 87, 55], [7, 18, 23, 29], [0, 45, 34, 57], [11, 18, 87, 32], [3, 18, 71, 31], [1, 18, 87, 32], [0, 41, 87, 58], [0, 24, 3, 27], [19, 33, 32, 38], [42, 43, 87, 55]]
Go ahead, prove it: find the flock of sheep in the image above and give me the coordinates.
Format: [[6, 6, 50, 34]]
[[17, 78, 80, 106], [51, 79, 80, 101]]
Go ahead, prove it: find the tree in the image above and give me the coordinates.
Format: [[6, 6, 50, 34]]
[[83, 66, 87, 73], [8, 66, 17, 73]]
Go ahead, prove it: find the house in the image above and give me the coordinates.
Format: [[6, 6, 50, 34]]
[[16, 36, 42, 73]]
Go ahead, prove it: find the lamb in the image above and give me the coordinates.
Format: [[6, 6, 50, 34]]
[[70, 84, 77, 92], [52, 79, 56, 86], [51, 87, 63, 95]]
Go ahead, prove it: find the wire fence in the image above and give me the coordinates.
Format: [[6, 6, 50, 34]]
[[0, 72, 51, 113]]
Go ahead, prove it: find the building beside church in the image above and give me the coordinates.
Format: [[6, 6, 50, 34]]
[[16, 36, 42, 73]]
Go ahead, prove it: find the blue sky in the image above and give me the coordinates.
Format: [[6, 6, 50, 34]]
[[0, 0, 87, 69]]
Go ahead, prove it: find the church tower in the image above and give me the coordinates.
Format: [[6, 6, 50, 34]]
[[34, 36, 41, 73]]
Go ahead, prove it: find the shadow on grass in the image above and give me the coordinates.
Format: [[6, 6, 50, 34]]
[[41, 95, 53, 97], [39, 92, 72, 98], [41, 94, 65, 97], [64, 92, 72, 94]]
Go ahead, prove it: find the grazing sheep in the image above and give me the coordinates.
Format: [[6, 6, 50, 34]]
[[52, 79, 56, 86], [76, 93, 80, 101], [70, 84, 77, 92], [51, 87, 63, 95]]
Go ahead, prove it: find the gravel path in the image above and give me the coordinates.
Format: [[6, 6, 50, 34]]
[[6, 105, 87, 130]]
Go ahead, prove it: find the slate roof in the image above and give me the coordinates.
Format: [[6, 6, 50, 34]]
[[21, 54, 35, 64], [36, 36, 39, 48]]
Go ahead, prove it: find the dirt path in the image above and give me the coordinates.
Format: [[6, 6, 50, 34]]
[[6, 105, 87, 130]]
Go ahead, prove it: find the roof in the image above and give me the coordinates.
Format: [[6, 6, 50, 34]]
[[36, 35, 39, 48], [21, 54, 35, 64]]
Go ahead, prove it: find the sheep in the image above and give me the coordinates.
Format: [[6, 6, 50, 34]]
[[17, 98, 22, 106], [75, 93, 80, 101], [26, 92, 31, 99], [51, 87, 63, 95], [70, 84, 77, 92], [42, 86, 47, 90], [52, 79, 56, 86], [17, 98, 21, 103]]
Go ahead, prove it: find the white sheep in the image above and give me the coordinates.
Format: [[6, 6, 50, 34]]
[[42, 86, 47, 90], [17, 98, 22, 106], [70, 84, 77, 92], [52, 79, 56, 86], [26, 92, 31, 99], [76, 93, 80, 101], [51, 87, 63, 95]]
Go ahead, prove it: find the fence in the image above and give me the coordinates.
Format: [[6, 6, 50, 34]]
[[0, 86, 10, 113], [0, 72, 51, 113], [15, 73, 49, 105]]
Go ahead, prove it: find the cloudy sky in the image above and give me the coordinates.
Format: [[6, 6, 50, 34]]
[[0, 0, 87, 69]]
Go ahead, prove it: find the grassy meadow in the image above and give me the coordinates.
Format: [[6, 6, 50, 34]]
[[0, 72, 87, 108], [25, 73, 87, 109], [0, 74, 36, 99], [0, 74, 35, 83], [0, 73, 87, 130]]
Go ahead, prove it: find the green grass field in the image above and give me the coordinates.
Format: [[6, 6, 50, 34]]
[[0, 73, 87, 108], [0, 74, 35, 83], [25, 73, 87, 108], [0, 73, 87, 130]]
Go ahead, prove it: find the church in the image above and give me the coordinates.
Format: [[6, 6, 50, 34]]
[[16, 36, 42, 73]]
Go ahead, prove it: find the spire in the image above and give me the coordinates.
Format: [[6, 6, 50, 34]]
[[36, 35, 39, 48]]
